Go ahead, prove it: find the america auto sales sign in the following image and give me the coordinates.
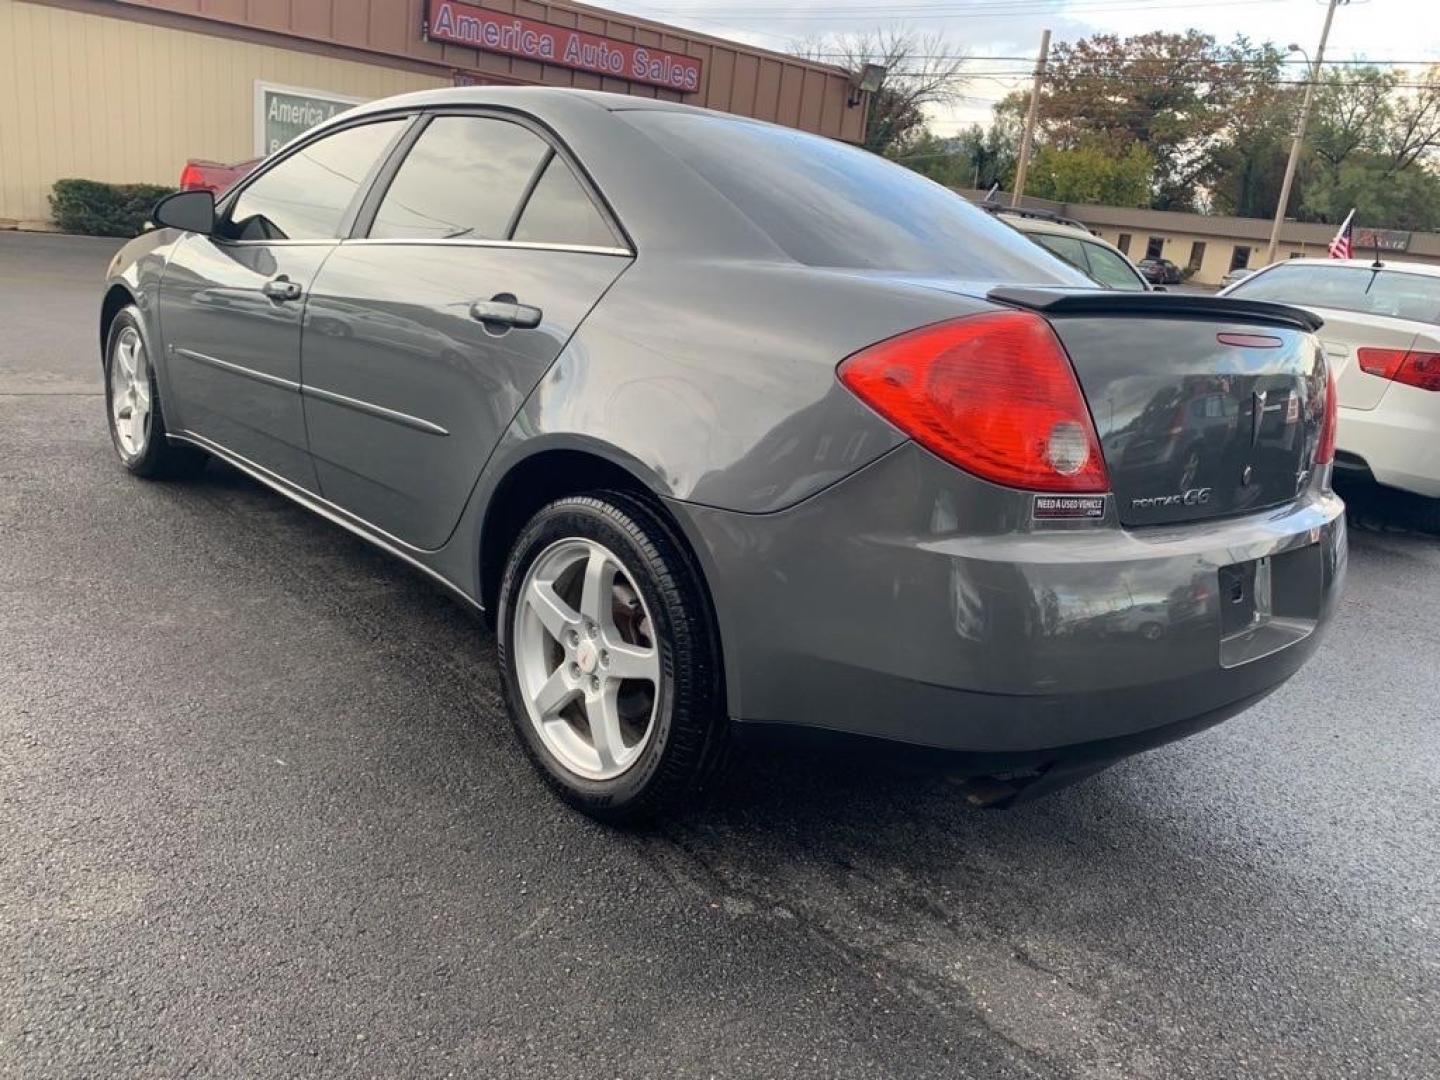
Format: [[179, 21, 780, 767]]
[[425, 0, 703, 93]]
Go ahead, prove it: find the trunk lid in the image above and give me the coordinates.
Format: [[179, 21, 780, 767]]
[[989, 288, 1328, 526]]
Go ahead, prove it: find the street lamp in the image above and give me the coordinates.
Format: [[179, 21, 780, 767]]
[[1263, 0, 1347, 265], [848, 63, 885, 108]]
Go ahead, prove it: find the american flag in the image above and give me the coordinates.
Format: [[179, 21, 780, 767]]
[[1328, 208, 1355, 260]]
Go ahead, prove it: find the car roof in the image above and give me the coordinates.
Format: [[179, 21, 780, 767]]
[[342, 85, 713, 124], [998, 213, 1099, 241], [1263, 257, 1440, 278]]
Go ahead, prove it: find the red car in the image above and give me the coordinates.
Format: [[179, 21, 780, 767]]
[[178, 158, 258, 195]]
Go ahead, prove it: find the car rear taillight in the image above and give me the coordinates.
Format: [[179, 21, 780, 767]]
[[1357, 347, 1440, 391], [1316, 364, 1338, 466], [838, 310, 1110, 493]]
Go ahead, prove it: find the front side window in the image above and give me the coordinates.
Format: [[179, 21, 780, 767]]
[[370, 117, 549, 241], [223, 120, 405, 241], [1082, 242, 1147, 291], [621, 111, 1089, 283], [1227, 265, 1440, 324]]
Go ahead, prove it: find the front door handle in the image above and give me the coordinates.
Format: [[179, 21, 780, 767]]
[[470, 294, 542, 331], [262, 276, 303, 302]]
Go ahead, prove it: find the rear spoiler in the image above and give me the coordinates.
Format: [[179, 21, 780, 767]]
[[987, 286, 1324, 334]]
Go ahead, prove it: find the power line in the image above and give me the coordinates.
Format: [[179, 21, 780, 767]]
[[811, 55, 1440, 67], [644, 0, 1290, 20]]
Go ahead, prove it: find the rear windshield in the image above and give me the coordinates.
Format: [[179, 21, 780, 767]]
[[623, 111, 1090, 284], [1228, 264, 1440, 324]]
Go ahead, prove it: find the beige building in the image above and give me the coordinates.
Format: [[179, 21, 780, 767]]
[[959, 190, 1440, 286], [0, 0, 867, 230]]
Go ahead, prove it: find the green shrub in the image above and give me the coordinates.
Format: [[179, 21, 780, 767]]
[[48, 179, 177, 237]]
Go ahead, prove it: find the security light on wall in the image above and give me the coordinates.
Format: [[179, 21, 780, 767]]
[[849, 63, 886, 107]]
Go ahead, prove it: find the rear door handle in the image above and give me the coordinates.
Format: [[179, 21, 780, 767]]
[[262, 276, 303, 302], [470, 294, 542, 331]]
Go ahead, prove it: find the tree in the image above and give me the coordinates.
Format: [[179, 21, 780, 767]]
[[1034, 30, 1236, 209], [897, 122, 1018, 190], [1027, 140, 1154, 206], [1205, 40, 1299, 218], [1301, 157, 1440, 231], [792, 29, 968, 158], [1301, 65, 1440, 227], [1310, 66, 1440, 180]]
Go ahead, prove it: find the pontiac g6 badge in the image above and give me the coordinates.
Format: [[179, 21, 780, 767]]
[[1131, 487, 1213, 511]]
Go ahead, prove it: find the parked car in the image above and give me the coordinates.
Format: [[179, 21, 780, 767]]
[[179, 157, 258, 195], [1221, 266, 1256, 288], [1222, 258, 1440, 527], [996, 211, 1151, 291], [101, 88, 1346, 821], [1138, 257, 1183, 285]]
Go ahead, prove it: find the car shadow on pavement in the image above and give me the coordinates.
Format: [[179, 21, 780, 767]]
[[1336, 476, 1440, 538], [173, 461, 1435, 1049]]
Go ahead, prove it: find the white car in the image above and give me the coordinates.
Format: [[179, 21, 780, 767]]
[[990, 210, 1153, 291], [1221, 258, 1440, 524]]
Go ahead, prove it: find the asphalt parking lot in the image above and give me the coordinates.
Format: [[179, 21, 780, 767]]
[[1, 230, 1437, 1079]]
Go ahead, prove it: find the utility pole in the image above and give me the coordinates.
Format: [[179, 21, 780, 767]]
[[1011, 28, 1050, 208], [1264, 0, 1346, 264]]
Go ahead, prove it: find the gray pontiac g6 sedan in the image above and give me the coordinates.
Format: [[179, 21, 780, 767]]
[[100, 88, 1346, 820]]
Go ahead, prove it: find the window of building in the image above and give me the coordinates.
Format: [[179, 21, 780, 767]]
[[224, 120, 406, 241], [1145, 236, 1165, 260], [1188, 241, 1207, 270], [512, 154, 619, 248], [1116, 233, 1132, 255], [370, 117, 549, 241], [1230, 245, 1252, 271]]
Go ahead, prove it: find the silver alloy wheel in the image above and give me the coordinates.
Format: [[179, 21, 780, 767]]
[[513, 537, 661, 781], [109, 325, 152, 458]]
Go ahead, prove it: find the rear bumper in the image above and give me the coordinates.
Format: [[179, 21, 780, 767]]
[[1338, 396, 1440, 498], [674, 443, 1346, 754]]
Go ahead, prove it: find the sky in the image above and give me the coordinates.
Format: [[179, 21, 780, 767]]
[[598, 0, 1440, 132]]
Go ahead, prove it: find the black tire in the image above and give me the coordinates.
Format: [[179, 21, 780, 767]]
[[103, 306, 207, 480], [496, 491, 731, 823]]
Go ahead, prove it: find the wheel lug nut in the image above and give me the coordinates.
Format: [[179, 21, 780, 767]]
[[599, 650, 609, 668], [589, 676, 600, 692], [569, 663, 580, 678]]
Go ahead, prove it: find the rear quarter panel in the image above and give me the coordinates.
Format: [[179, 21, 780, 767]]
[[489, 258, 996, 513]]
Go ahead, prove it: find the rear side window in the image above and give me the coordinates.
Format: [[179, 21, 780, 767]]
[[512, 155, 618, 248], [1081, 242, 1146, 291], [1228, 264, 1440, 324], [370, 117, 549, 241], [224, 120, 405, 241], [622, 111, 1089, 283], [1033, 234, 1089, 270]]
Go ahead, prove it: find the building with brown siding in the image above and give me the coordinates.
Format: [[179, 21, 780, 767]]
[[958, 189, 1440, 287], [0, 0, 869, 229]]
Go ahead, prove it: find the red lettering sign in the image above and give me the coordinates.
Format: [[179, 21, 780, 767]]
[[426, 0, 703, 94]]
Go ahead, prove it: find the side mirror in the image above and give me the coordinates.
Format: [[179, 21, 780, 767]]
[[153, 189, 215, 235]]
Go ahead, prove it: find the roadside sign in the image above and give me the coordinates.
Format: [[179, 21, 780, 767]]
[[254, 82, 365, 157]]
